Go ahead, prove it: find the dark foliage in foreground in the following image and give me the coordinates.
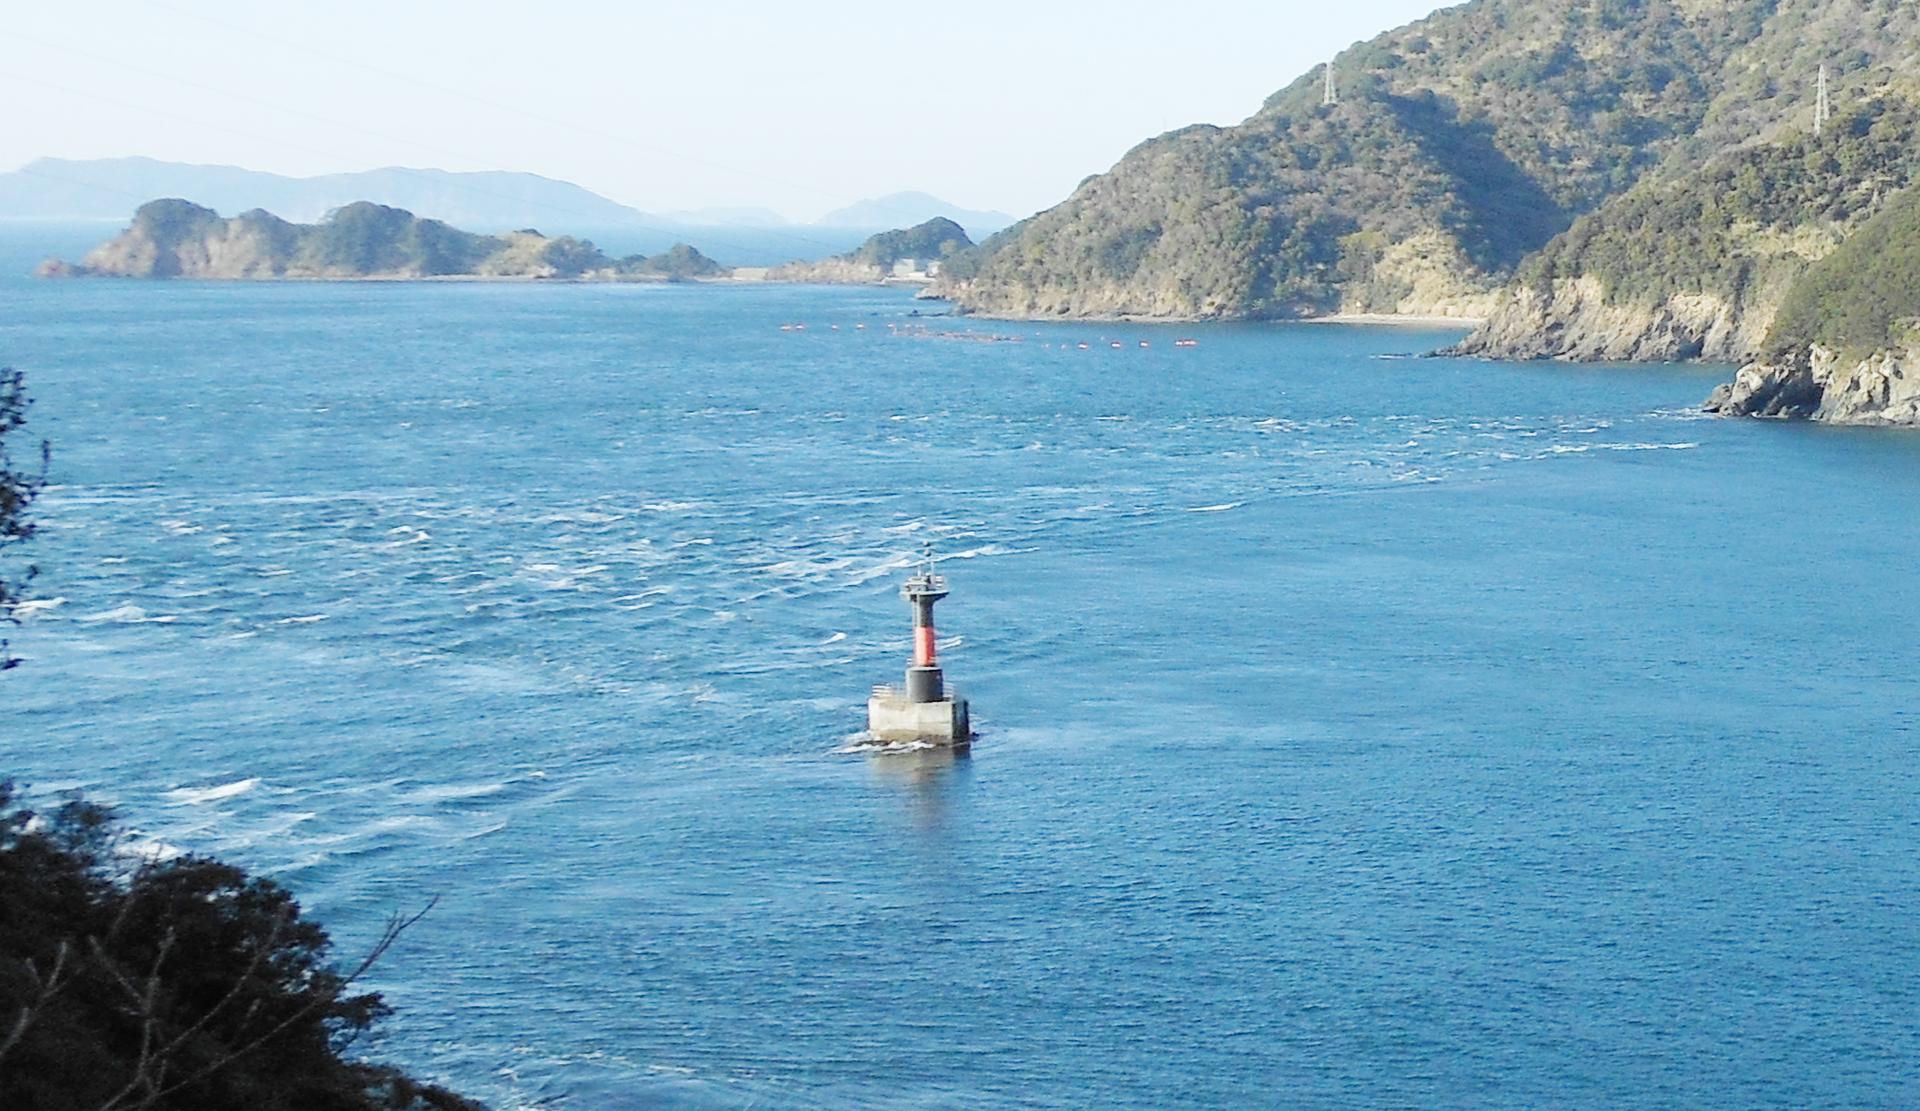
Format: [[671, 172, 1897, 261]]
[[0, 369, 46, 608], [0, 368, 49, 668], [0, 782, 482, 1111]]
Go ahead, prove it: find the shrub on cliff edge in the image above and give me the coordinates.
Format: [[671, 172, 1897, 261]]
[[0, 781, 481, 1111]]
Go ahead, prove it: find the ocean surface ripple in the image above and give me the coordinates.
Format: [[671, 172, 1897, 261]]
[[7, 266, 1920, 1110]]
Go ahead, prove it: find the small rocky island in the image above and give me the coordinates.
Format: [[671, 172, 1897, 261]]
[[40, 198, 729, 281], [765, 217, 974, 284]]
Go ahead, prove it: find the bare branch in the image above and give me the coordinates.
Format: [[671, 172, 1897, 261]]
[[0, 939, 72, 1064], [93, 927, 177, 1111], [93, 898, 439, 1111]]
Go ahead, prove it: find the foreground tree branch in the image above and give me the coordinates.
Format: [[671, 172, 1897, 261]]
[[0, 783, 479, 1111]]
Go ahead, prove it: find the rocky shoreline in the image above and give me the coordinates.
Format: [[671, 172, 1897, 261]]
[[1705, 344, 1920, 425], [1443, 278, 1771, 364]]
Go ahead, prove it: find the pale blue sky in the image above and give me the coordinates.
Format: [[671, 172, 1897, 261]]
[[2, 0, 1450, 222]]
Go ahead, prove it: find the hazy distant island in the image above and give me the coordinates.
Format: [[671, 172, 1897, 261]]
[[922, 0, 1920, 425], [765, 217, 974, 284], [38, 198, 730, 282], [44, 200, 994, 292]]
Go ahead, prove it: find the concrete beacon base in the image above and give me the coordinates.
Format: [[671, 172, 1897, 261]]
[[867, 686, 971, 746]]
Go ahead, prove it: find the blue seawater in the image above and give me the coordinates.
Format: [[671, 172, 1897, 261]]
[[6, 235, 1920, 1110]]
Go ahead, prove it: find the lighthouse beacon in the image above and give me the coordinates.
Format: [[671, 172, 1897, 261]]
[[867, 565, 971, 746]]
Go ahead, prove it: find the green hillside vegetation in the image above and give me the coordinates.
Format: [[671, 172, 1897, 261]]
[[1669, 0, 1920, 163], [46, 200, 727, 282], [848, 217, 972, 270], [936, 0, 1920, 356], [1766, 183, 1920, 357], [1520, 95, 1920, 304], [937, 0, 1777, 319], [303, 202, 497, 276]]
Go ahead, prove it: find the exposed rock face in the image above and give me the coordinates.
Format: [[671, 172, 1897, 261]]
[[1706, 344, 1920, 424], [1702, 356, 1823, 418], [1353, 231, 1503, 320], [42, 199, 728, 282], [1447, 277, 1770, 362], [70, 202, 302, 278], [1449, 91, 1920, 364], [765, 257, 886, 284]]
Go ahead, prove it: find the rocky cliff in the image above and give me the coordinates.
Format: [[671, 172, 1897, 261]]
[[1454, 91, 1920, 363], [40, 199, 727, 281], [1451, 279, 1764, 363], [1705, 345, 1920, 424], [1699, 173, 1920, 422]]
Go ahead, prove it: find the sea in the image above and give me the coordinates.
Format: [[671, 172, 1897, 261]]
[[5, 223, 1920, 1110]]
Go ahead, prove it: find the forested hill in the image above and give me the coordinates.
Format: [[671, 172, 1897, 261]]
[[932, 0, 1920, 343], [1449, 0, 1920, 363], [1448, 93, 1920, 361], [934, 0, 1774, 320]]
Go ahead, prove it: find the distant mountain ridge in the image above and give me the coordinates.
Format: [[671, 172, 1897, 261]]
[[0, 158, 1016, 240], [814, 192, 1015, 234], [0, 158, 650, 230]]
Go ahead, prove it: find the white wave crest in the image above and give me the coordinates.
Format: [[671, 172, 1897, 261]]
[[79, 604, 151, 623], [12, 596, 67, 616], [166, 778, 261, 806]]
